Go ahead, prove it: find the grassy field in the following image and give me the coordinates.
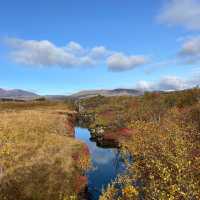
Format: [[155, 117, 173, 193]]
[[0, 101, 90, 200]]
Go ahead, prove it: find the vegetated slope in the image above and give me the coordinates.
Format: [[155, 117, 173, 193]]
[[70, 88, 143, 99], [0, 88, 39, 99], [79, 89, 200, 199], [0, 101, 90, 200]]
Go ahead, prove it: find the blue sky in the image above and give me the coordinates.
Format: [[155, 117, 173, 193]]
[[0, 0, 200, 95]]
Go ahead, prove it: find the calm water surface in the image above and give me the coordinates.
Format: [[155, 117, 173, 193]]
[[75, 127, 125, 200]]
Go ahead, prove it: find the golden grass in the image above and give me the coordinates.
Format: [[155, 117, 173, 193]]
[[0, 101, 88, 200], [0, 100, 73, 113]]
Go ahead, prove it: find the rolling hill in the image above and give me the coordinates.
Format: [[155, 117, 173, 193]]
[[0, 88, 39, 99], [70, 88, 143, 99]]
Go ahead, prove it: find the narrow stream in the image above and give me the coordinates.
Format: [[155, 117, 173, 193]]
[[75, 127, 125, 200]]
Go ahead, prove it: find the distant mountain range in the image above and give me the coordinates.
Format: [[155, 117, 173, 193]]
[[69, 89, 143, 99], [0, 88, 144, 100], [0, 88, 39, 99]]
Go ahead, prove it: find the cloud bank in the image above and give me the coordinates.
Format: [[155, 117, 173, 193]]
[[136, 74, 200, 91], [158, 0, 200, 30], [4, 37, 149, 72]]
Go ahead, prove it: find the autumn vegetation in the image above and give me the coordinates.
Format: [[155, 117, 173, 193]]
[[0, 100, 90, 200], [79, 88, 200, 200], [1, 88, 200, 200]]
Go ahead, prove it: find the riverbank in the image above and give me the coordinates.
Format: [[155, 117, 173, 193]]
[[0, 101, 90, 200], [78, 89, 200, 200], [77, 112, 133, 148]]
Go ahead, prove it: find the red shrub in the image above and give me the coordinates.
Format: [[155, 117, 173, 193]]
[[74, 175, 87, 192], [118, 128, 133, 138]]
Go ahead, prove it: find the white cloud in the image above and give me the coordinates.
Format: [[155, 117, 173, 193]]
[[5, 38, 85, 67], [143, 35, 200, 73], [157, 76, 187, 90], [79, 56, 95, 65], [136, 80, 153, 91], [66, 41, 84, 54], [89, 46, 110, 59], [107, 53, 149, 71], [158, 0, 200, 30], [178, 36, 200, 64], [180, 36, 200, 55], [136, 76, 188, 91], [4, 37, 149, 72]]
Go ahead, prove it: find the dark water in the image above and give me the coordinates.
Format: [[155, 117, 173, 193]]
[[75, 127, 125, 200]]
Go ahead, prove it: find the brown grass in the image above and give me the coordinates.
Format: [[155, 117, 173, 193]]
[[0, 101, 89, 200]]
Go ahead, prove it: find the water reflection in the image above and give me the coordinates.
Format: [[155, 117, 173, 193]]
[[75, 127, 125, 200]]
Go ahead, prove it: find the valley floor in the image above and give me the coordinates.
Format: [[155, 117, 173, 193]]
[[1, 88, 200, 200]]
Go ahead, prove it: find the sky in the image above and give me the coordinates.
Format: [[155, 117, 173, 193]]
[[0, 0, 200, 95]]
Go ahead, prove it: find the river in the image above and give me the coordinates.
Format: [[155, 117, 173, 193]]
[[75, 127, 125, 200]]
